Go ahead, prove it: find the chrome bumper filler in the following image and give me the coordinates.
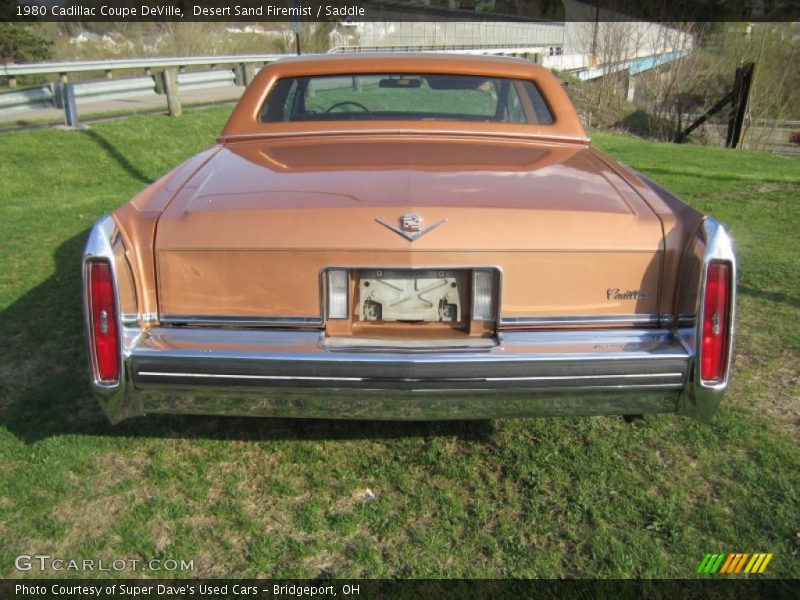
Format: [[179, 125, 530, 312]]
[[96, 326, 703, 423]]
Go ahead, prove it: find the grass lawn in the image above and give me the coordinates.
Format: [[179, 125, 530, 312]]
[[0, 107, 797, 578]]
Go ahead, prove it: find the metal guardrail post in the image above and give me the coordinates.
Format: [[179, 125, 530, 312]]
[[233, 63, 255, 87], [243, 63, 255, 86], [162, 67, 182, 117], [63, 83, 79, 127], [154, 72, 165, 94]]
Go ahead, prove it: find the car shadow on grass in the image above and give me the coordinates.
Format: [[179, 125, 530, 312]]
[[80, 129, 154, 186], [738, 284, 800, 310], [0, 230, 495, 445]]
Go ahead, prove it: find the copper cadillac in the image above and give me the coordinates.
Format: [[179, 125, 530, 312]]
[[82, 54, 736, 424]]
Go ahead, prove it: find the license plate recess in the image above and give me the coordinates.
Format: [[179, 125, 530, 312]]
[[357, 269, 464, 323]]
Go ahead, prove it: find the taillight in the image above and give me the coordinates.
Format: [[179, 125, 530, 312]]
[[700, 261, 731, 383], [88, 261, 120, 382]]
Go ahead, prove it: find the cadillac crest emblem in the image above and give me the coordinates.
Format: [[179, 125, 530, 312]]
[[376, 213, 448, 242], [403, 213, 423, 232]]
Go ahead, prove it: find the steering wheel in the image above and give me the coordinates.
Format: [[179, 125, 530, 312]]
[[325, 101, 373, 118]]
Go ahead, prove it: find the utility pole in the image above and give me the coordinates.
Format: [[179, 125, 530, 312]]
[[589, 0, 601, 67], [291, 0, 301, 55]]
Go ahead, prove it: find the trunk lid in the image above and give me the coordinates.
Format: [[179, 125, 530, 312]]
[[155, 136, 664, 324]]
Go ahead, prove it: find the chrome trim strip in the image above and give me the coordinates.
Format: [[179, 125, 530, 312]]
[[500, 314, 661, 326], [121, 313, 139, 325], [485, 373, 683, 382], [138, 371, 683, 384], [139, 372, 363, 381], [164, 314, 665, 328], [321, 336, 499, 352], [161, 315, 324, 327], [406, 384, 683, 391]]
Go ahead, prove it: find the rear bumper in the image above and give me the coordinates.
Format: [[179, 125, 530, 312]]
[[94, 326, 717, 423]]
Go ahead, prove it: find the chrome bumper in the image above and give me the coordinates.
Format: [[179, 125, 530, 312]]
[[93, 326, 719, 424]]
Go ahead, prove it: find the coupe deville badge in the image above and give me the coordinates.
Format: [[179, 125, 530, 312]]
[[376, 213, 448, 242]]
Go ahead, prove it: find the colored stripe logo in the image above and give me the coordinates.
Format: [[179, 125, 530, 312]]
[[697, 553, 773, 574]]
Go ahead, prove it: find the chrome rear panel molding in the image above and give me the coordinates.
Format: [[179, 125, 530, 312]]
[[500, 314, 661, 326], [160, 315, 324, 327]]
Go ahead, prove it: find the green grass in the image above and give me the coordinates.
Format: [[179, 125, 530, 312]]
[[0, 108, 798, 578]]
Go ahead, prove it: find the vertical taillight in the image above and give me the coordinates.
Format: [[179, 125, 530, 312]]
[[700, 261, 731, 383], [88, 261, 120, 382]]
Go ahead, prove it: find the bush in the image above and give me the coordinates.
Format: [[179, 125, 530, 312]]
[[615, 110, 678, 141]]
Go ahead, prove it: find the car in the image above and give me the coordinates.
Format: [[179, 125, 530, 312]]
[[82, 53, 736, 424]]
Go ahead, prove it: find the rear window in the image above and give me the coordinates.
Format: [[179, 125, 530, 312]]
[[259, 73, 554, 125]]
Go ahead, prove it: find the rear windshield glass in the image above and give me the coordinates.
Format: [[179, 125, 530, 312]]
[[259, 73, 554, 125]]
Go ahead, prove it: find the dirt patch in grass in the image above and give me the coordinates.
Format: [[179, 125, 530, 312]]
[[331, 489, 378, 515], [50, 451, 150, 550], [302, 551, 340, 577], [53, 493, 129, 550], [749, 183, 782, 194], [181, 515, 233, 577], [92, 450, 148, 490]]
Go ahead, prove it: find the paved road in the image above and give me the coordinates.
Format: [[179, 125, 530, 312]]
[[0, 85, 244, 126]]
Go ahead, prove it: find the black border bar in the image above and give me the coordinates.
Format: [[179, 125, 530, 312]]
[[2, 579, 800, 600], [2, 0, 799, 23]]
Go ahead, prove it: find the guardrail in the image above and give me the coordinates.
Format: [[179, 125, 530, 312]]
[[328, 44, 556, 56], [0, 54, 285, 126], [0, 84, 55, 112], [53, 76, 157, 107], [178, 68, 236, 90], [1, 54, 283, 84]]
